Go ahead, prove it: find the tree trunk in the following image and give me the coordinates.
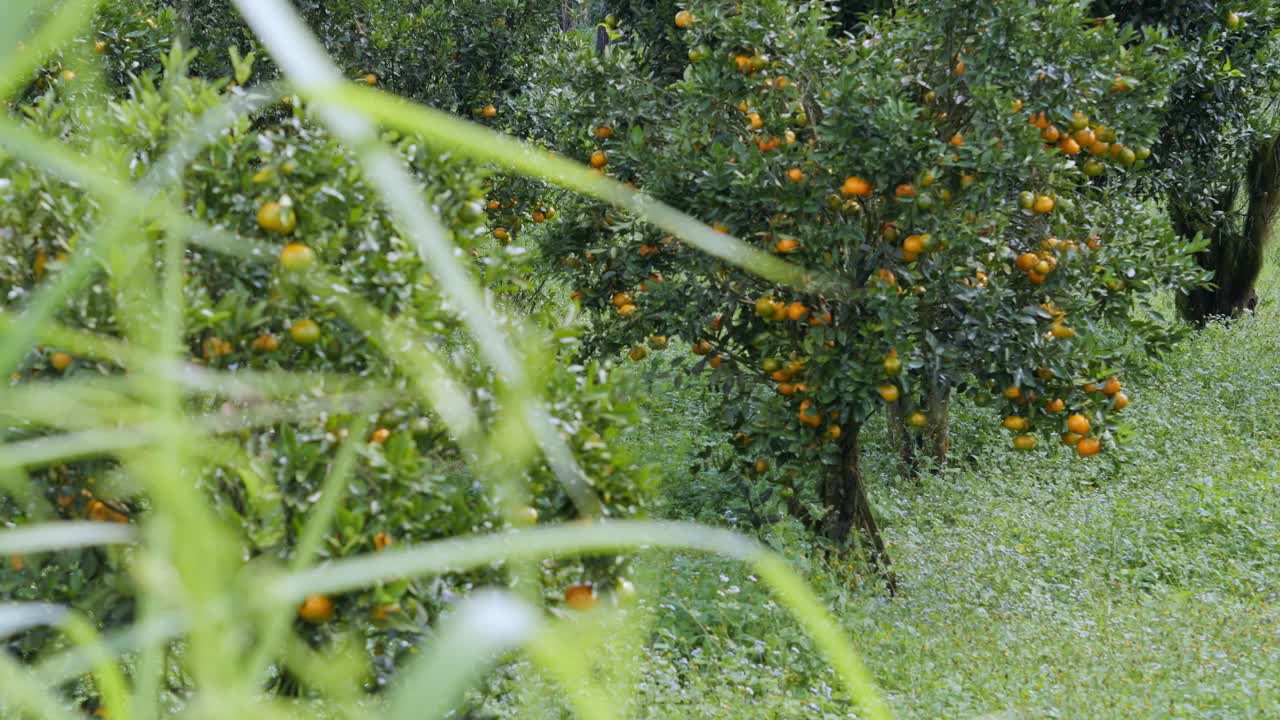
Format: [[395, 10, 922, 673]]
[[884, 399, 920, 481], [885, 382, 951, 481], [1177, 133, 1280, 324], [923, 381, 951, 468], [823, 423, 896, 593]]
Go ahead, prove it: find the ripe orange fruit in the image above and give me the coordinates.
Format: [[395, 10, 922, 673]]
[[747, 112, 764, 131], [617, 303, 639, 317], [1041, 125, 1061, 143], [786, 301, 808, 321], [481, 104, 497, 118], [908, 411, 928, 427], [903, 234, 927, 255], [1051, 325, 1075, 339], [1101, 377, 1122, 396], [373, 531, 393, 551], [787, 168, 805, 183], [1003, 415, 1029, 432], [257, 201, 297, 234], [50, 351, 73, 371], [778, 383, 796, 396], [692, 339, 713, 356], [1073, 128, 1096, 147], [365, 73, 378, 86], [1062, 432, 1083, 446], [279, 243, 315, 272], [1013, 434, 1036, 450], [798, 399, 823, 427], [564, 583, 597, 610], [878, 384, 900, 403], [1066, 413, 1090, 435], [954, 61, 966, 76], [894, 184, 917, 199], [1088, 141, 1110, 156], [1058, 137, 1081, 155], [1011, 99, 1023, 112], [754, 459, 769, 474], [826, 424, 842, 440], [298, 594, 335, 624], [1032, 195, 1055, 215], [594, 125, 613, 140], [674, 9, 695, 28], [773, 238, 800, 254], [841, 176, 873, 197], [1076, 437, 1102, 457], [1003, 385, 1022, 399], [949, 132, 964, 148], [611, 292, 633, 308], [492, 227, 510, 242], [1016, 252, 1039, 272], [1112, 391, 1129, 410], [708, 354, 723, 369], [289, 319, 321, 345], [629, 345, 649, 361], [251, 333, 279, 352], [487, 199, 501, 210], [589, 150, 608, 169], [1044, 398, 1065, 414], [369, 428, 391, 444]]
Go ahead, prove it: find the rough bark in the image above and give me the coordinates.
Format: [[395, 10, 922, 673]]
[[885, 382, 951, 481], [1177, 133, 1280, 324], [923, 382, 951, 468], [884, 399, 920, 481], [823, 423, 897, 593]]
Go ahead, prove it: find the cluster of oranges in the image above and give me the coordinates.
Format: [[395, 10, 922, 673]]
[[1028, 109, 1149, 176], [997, 375, 1128, 457], [486, 193, 555, 244], [753, 296, 831, 326]]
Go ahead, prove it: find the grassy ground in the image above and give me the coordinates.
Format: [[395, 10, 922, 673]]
[[577, 257, 1280, 718]]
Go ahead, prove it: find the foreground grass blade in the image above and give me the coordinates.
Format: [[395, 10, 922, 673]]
[[0, 522, 136, 555], [268, 520, 893, 720], [0, 604, 67, 639], [230, 0, 605, 517], [315, 84, 818, 291], [0, 0, 100, 101], [386, 591, 540, 720]]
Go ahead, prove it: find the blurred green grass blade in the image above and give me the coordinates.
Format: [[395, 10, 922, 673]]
[[58, 613, 132, 720], [386, 591, 540, 720], [0, 650, 82, 720], [316, 84, 817, 290], [0, 522, 135, 555], [229, 0, 606, 518], [269, 520, 892, 719], [0, 86, 276, 375], [526, 625, 623, 720], [242, 417, 369, 681], [35, 608, 191, 686], [0, 603, 67, 639], [0, 0, 99, 102]]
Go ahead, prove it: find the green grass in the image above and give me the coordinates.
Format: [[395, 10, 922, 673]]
[[573, 268, 1280, 718]]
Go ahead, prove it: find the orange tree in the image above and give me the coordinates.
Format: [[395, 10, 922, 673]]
[[519, 0, 1205, 578], [0, 50, 651, 693], [156, 0, 564, 115], [1095, 0, 1280, 322]]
